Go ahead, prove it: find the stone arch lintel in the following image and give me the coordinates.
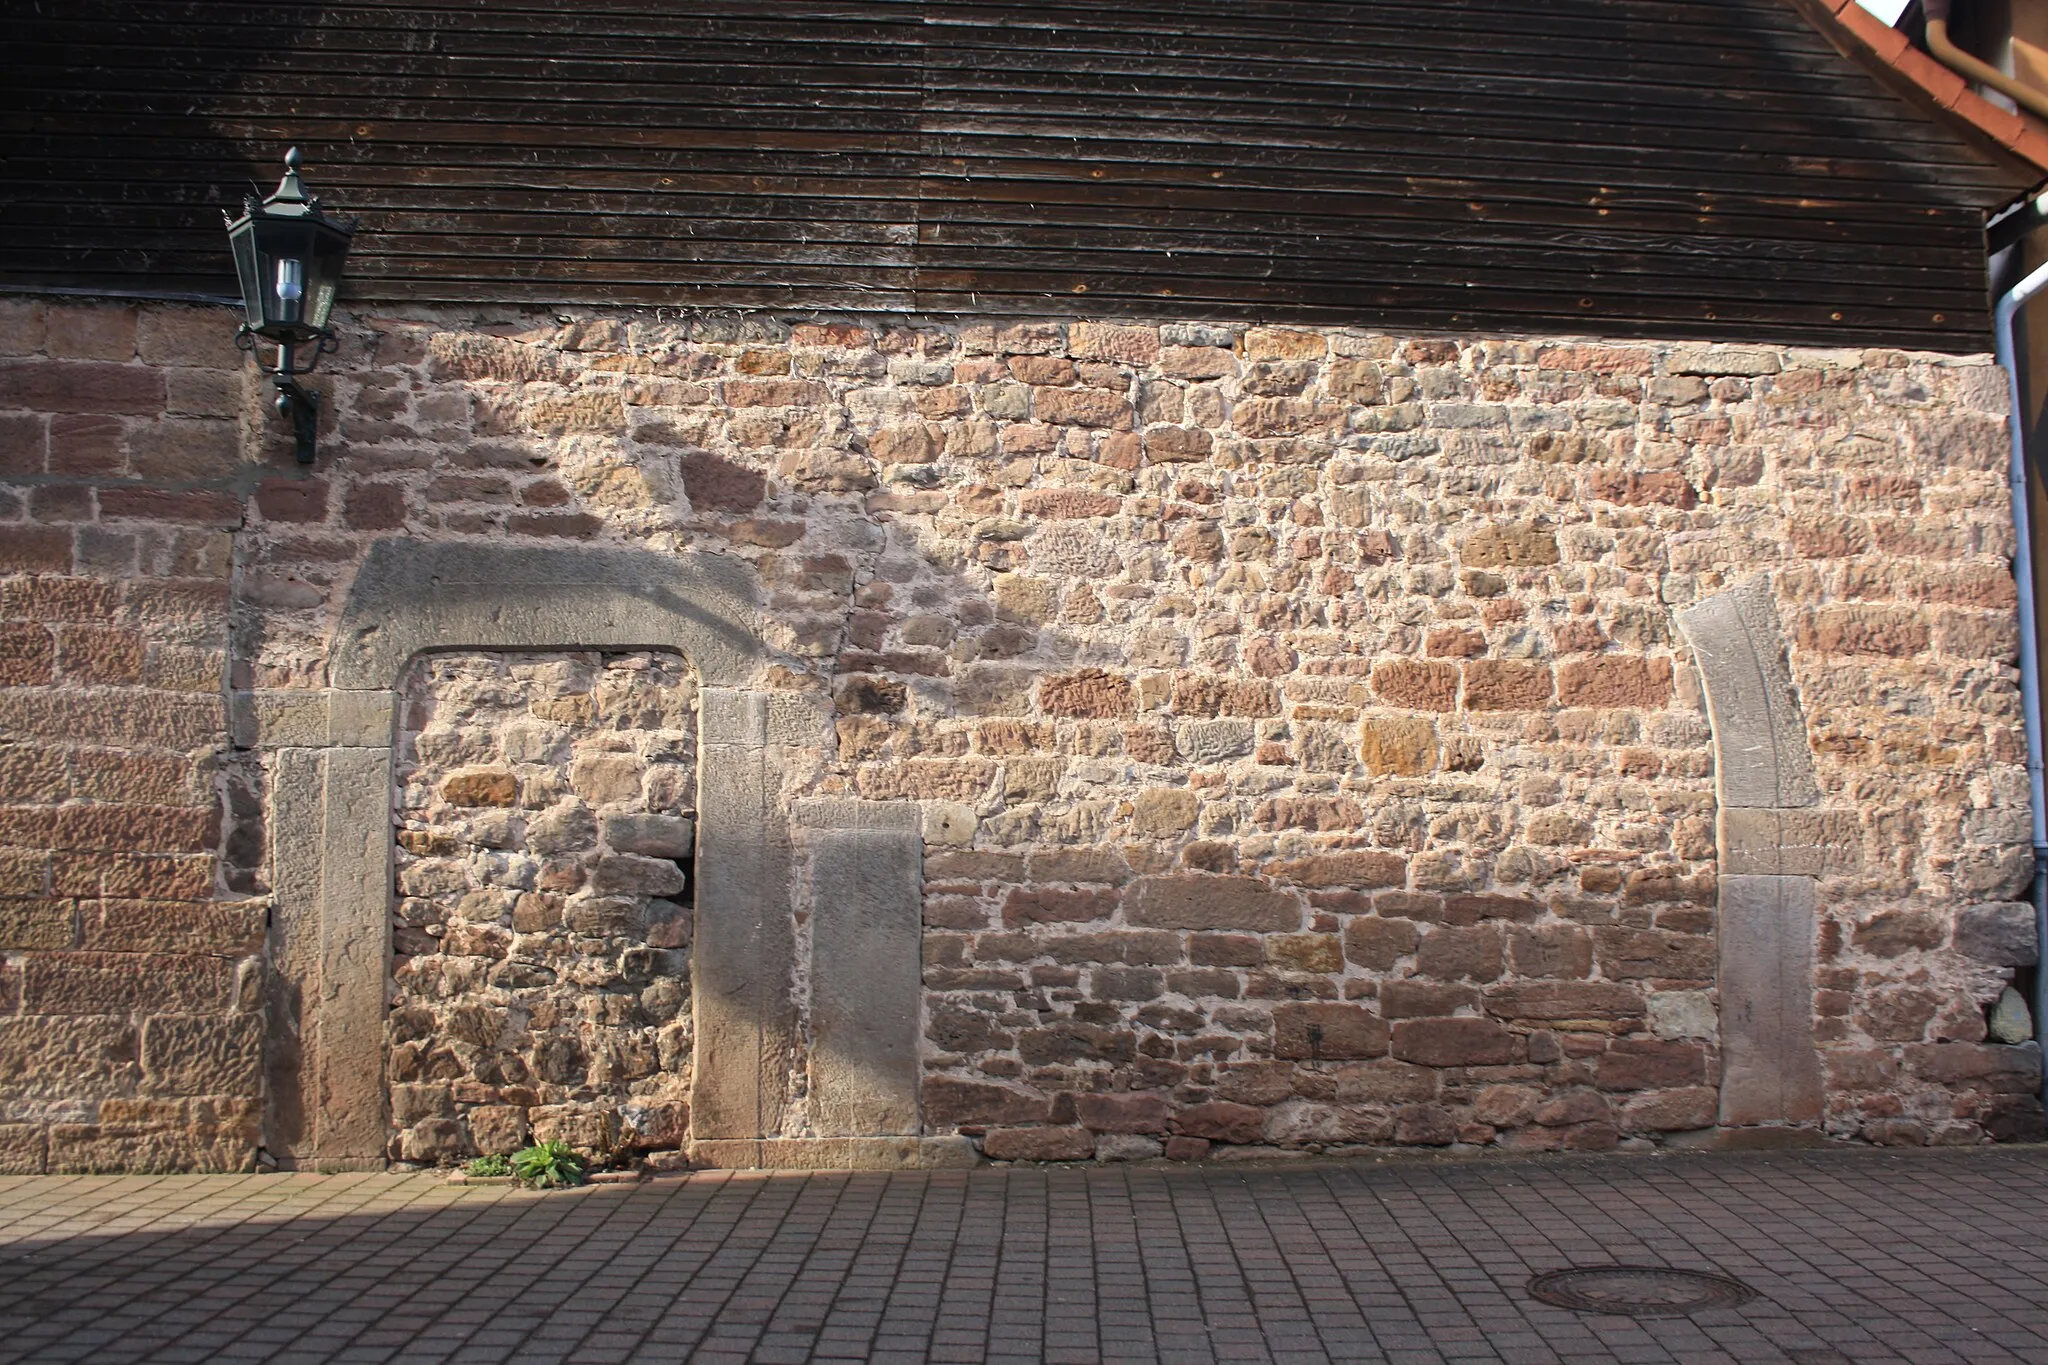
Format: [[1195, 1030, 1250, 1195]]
[[329, 539, 767, 691]]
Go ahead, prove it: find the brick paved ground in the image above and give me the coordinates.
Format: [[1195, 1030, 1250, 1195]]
[[0, 1148, 2045, 1364]]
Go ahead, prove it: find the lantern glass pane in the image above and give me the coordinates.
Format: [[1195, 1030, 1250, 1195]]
[[229, 224, 264, 329], [305, 227, 349, 332]]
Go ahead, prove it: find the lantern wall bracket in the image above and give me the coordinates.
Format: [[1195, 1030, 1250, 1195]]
[[237, 325, 337, 465]]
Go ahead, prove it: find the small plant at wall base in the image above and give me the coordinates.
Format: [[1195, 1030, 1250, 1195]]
[[464, 1154, 512, 1178], [511, 1141, 587, 1189]]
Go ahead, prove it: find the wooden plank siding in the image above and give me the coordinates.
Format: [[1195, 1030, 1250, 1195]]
[[0, 0, 2030, 346]]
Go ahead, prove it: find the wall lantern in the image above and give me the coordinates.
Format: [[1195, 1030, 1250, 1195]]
[[224, 148, 354, 464]]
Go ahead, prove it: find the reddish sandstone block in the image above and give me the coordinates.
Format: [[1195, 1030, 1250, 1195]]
[[139, 1013, 263, 1097], [1019, 488, 1121, 519], [56, 625, 143, 685], [0, 360, 162, 415], [983, 1126, 1095, 1161], [1508, 925, 1593, 978], [1269, 851, 1406, 890], [1070, 322, 1160, 365], [1272, 1002, 1388, 1060], [1171, 1101, 1264, 1144], [922, 1077, 1053, 1128], [22, 951, 239, 1014], [1040, 669, 1134, 718], [1001, 886, 1120, 926], [1035, 387, 1131, 428], [1074, 1092, 1172, 1134], [0, 803, 215, 855], [1593, 926, 1715, 980], [45, 414, 125, 476], [724, 378, 830, 408], [1343, 916, 1419, 970], [1126, 874, 1302, 932], [0, 623, 56, 685], [1164, 1135, 1210, 1161], [1799, 604, 1931, 657], [1359, 715, 1436, 774], [1462, 660, 1553, 711], [81, 900, 265, 954], [1370, 659, 1459, 711], [53, 853, 215, 901], [1390, 1017, 1518, 1067], [254, 477, 329, 524], [1619, 1086, 1718, 1133], [1483, 980, 1646, 1023], [0, 412, 47, 475], [1415, 925, 1504, 982], [0, 527, 73, 573], [1595, 1039, 1708, 1092], [0, 897, 77, 950], [97, 488, 241, 526], [1555, 656, 1673, 709], [1144, 426, 1213, 462]]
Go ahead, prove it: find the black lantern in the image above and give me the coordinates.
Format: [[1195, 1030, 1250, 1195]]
[[224, 149, 353, 464]]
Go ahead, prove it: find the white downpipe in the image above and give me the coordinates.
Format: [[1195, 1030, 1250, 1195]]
[[1992, 259, 2048, 1091]]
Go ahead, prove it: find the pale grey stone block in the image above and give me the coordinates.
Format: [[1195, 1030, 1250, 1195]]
[[1720, 807, 1861, 876], [808, 814, 923, 1138], [1954, 901, 2040, 966], [316, 746, 394, 1163], [1677, 577, 1820, 809], [329, 539, 764, 689], [792, 798, 922, 831], [1718, 874, 1824, 1127], [693, 729, 795, 1141], [263, 747, 325, 1160], [603, 812, 695, 857], [688, 1136, 978, 1170]]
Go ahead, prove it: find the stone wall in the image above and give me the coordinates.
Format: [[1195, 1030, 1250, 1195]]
[[0, 294, 2040, 1170], [390, 651, 696, 1165]]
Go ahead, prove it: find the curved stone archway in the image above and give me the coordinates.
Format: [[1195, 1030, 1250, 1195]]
[[260, 538, 816, 1169], [1676, 576, 1856, 1129]]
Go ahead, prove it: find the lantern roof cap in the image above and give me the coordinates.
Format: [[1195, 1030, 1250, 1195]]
[[225, 148, 352, 235]]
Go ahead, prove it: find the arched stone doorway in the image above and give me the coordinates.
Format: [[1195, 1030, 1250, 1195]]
[[262, 538, 811, 1168]]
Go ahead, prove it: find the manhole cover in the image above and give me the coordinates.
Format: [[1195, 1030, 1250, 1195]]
[[1527, 1265, 1756, 1317]]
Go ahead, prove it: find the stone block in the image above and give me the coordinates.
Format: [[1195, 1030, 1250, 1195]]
[[922, 1077, 1051, 1129], [1073, 1092, 1171, 1134], [1718, 874, 1823, 1126], [1272, 1003, 1388, 1060], [1595, 1039, 1707, 1091], [1125, 874, 1302, 931], [140, 1014, 263, 1097], [1719, 807, 1861, 876], [1344, 916, 1419, 970], [23, 952, 239, 1014], [983, 1126, 1094, 1161], [1390, 1017, 1518, 1067], [1954, 901, 2038, 966], [0, 1016, 137, 1103], [809, 814, 922, 1137], [1171, 1101, 1263, 1144]]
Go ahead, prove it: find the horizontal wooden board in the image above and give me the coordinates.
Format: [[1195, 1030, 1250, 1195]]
[[0, 0, 2026, 347]]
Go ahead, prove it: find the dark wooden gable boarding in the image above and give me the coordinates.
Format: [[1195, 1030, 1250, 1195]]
[[0, 0, 2031, 347]]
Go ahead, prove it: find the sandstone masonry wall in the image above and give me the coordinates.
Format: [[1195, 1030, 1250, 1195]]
[[0, 295, 2039, 1170]]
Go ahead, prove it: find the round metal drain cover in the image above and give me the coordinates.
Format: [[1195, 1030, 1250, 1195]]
[[1528, 1265, 1756, 1317]]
